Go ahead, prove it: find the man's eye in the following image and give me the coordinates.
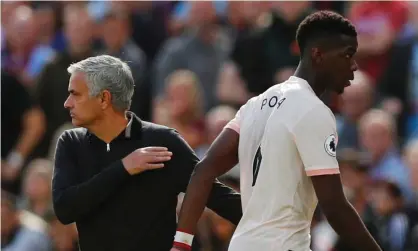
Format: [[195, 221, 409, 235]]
[[345, 54, 353, 59]]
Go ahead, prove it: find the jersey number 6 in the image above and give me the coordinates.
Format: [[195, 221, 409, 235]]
[[252, 146, 262, 186]]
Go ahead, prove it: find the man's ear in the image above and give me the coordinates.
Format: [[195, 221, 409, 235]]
[[311, 47, 323, 64], [101, 90, 112, 110]]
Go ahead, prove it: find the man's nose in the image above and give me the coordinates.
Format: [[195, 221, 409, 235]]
[[351, 60, 358, 72], [64, 96, 71, 109]]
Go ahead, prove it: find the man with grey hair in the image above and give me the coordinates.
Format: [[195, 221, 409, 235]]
[[2, 190, 51, 251], [52, 55, 241, 251], [359, 109, 414, 203]]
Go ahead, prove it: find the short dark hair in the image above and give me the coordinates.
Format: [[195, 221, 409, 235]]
[[296, 11, 357, 56]]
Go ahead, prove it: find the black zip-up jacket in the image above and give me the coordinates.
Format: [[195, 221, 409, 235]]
[[52, 112, 241, 251]]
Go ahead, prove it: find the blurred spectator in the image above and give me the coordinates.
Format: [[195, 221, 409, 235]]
[[154, 70, 206, 150], [359, 109, 414, 202], [269, 1, 313, 82], [34, 3, 94, 158], [133, 1, 173, 60], [98, 6, 149, 119], [215, 2, 270, 107], [2, 4, 55, 87], [226, 1, 263, 33], [32, 2, 66, 52], [216, 61, 251, 108], [348, 1, 408, 83], [153, 1, 229, 112], [1, 190, 51, 251], [1, 70, 46, 196], [197, 105, 239, 180], [227, 1, 274, 97], [229, 1, 312, 98], [171, 1, 233, 46], [98, 6, 146, 80], [337, 70, 374, 149], [205, 105, 237, 147], [172, 1, 228, 27], [369, 180, 414, 251], [19, 159, 53, 219], [44, 211, 79, 251], [379, 1, 418, 144]]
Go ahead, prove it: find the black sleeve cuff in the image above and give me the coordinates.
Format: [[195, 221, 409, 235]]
[[108, 160, 131, 181]]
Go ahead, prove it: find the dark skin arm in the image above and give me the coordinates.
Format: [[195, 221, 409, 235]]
[[312, 174, 382, 251], [176, 128, 239, 235]]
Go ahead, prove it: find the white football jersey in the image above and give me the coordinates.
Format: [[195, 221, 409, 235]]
[[225, 76, 340, 251]]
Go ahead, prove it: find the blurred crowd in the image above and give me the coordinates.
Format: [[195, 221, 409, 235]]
[[1, 1, 418, 251]]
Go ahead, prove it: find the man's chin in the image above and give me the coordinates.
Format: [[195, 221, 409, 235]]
[[334, 81, 351, 95], [335, 85, 347, 95], [71, 118, 83, 127], [336, 88, 345, 95]]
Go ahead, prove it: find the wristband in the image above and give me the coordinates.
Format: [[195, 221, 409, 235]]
[[6, 151, 24, 169], [173, 230, 194, 250]]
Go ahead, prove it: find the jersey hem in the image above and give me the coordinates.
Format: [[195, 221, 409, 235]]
[[306, 167, 340, 176]]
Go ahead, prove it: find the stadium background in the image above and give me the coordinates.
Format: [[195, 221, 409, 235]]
[[1, 1, 417, 250]]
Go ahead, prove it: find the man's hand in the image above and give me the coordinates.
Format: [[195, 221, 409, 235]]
[[122, 147, 172, 175]]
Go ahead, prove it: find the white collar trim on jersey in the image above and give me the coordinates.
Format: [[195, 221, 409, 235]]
[[288, 76, 315, 95]]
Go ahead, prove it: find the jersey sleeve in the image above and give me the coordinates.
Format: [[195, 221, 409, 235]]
[[291, 104, 340, 176], [224, 104, 246, 134]]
